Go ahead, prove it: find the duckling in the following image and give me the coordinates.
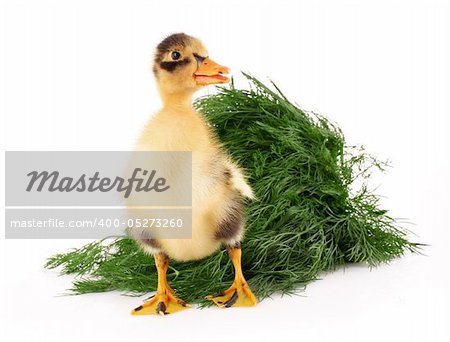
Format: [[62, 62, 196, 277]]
[[130, 33, 257, 315]]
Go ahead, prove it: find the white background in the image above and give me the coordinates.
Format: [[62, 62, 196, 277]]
[[1, 0, 449, 341]]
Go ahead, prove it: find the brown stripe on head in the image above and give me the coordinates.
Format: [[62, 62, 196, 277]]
[[154, 33, 192, 64]]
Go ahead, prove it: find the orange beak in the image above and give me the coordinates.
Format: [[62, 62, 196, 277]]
[[194, 58, 230, 85]]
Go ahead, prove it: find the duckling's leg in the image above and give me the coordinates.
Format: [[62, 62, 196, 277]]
[[131, 253, 190, 315], [206, 242, 258, 308]]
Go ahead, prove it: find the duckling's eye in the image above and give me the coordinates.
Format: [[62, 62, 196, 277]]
[[171, 51, 181, 60]]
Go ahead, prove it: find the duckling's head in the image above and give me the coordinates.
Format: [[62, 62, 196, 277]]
[[153, 33, 229, 99]]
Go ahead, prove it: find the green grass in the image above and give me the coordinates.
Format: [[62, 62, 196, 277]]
[[45, 73, 420, 306]]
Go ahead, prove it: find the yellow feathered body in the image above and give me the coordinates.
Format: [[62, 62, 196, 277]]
[[133, 106, 253, 261]]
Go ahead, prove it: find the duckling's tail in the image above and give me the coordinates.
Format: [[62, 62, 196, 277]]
[[225, 161, 255, 200]]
